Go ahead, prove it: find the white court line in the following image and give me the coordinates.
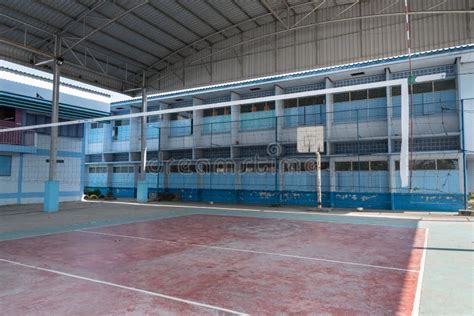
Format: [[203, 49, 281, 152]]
[[0, 258, 248, 316], [86, 200, 429, 222], [412, 229, 429, 316], [78, 230, 420, 273]]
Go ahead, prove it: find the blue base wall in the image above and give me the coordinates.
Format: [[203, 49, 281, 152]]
[[85, 187, 465, 211], [392, 193, 464, 212]]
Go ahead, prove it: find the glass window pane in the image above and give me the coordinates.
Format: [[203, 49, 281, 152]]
[[437, 159, 458, 170], [370, 161, 388, 171], [353, 161, 370, 170], [413, 82, 433, 94], [284, 99, 298, 108], [392, 86, 401, 96], [334, 92, 350, 103], [413, 160, 436, 170], [351, 90, 368, 101], [434, 79, 456, 91], [335, 162, 352, 171], [369, 88, 386, 99]]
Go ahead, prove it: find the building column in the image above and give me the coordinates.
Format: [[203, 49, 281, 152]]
[[386, 68, 396, 210], [325, 77, 335, 207], [137, 73, 148, 203], [193, 97, 203, 155], [159, 102, 170, 150], [44, 36, 61, 213], [230, 91, 240, 158], [329, 159, 336, 208], [275, 85, 284, 142]]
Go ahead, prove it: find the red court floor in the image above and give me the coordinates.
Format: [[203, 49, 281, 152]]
[[0, 214, 426, 315]]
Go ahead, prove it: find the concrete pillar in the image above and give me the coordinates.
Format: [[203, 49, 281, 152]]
[[193, 97, 203, 150], [231, 92, 240, 146], [325, 77, 334, 155], [329, 158, 336, 208], [386, 68, 393, 153], [386, 68, 395, 210], [44, 37, 61, 213], [137, 77, 148, 203], [231, 92, 240, 159], [389, 156, 397, 210], [326, 77, 335, 208], [159, 102, 170, 150], [275, 85, 284, 142]]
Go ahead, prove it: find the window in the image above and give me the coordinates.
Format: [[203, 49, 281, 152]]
[[434, 79, 456, 92], [351, 90, 368, 101], [370, 161, 388, 171], [396, 160, 435, 170], [369, 88, 386, 99], [169, 164, 196, 173], [113, 166, 134, 173], [335, 162, 352, 171], [170, 112, 192, 120], [283, 161, 329, 172], [203, 107, 230, 117], [352, 161, 370, 171], [334, 92, 350, 103], [241, 101, 275, 113], [412, 82, 433, 94], [91, 122, 104, 129], [0, 107, 15, 122], [240, 163, 275, 172], [89, 166, 107, 174], [284, 99, 298, 108], [147, 116, 159, 123], [392, 86, 401, 96], [335, 161, 388, 171], [299, 96, 325, 106], [436, 159, 458, 170], [113, 119, 129, 126], [0, 155, 12, 176]]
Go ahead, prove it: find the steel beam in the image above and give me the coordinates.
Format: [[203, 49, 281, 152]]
[[48, 36, 60, 182], [149, 9, 474, 85], [61, 0, 149, 56]]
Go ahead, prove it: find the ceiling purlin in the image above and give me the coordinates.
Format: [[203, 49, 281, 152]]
[[145, 1, 213, 48], [230, 0, 263, 27], [32, 1, 159, 67], [204, 0, 246, 34], [174, 0, 229, 40]]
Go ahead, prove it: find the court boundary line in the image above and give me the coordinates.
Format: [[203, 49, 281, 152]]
[[88, 200, 457, 222], [412, 228, 429, 316], [0, 258, 248, 316], [77, 230, 420, 273]]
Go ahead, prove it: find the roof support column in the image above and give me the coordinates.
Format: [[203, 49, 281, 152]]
[[44, 36, 61, 213], [137, 71, 149, 203]]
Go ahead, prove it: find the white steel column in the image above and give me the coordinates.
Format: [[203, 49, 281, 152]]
[[137, 72, 148, 202], [230, 91, 240, 147], [48, 38, 60, 181], [326, 77, 335, 207], [139, 74, 148, 181], [193, 97, 204, 152], [44, 36, 61, 213], [275, 85, 284, 140]]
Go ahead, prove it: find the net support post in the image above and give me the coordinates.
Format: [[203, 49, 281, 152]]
[[316, 151, 322, 209], [44, 36, 60, 213], [44, 180, 59, 213], [137, 180, 148, 203], [137, 72, 148, 203]]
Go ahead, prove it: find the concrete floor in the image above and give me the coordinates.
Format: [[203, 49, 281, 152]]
[[0, 200, 472, 315]]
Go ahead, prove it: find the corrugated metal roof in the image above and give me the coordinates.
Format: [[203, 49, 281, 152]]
[[0, 0, 471, 95], [113, 44, 474, 106]]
